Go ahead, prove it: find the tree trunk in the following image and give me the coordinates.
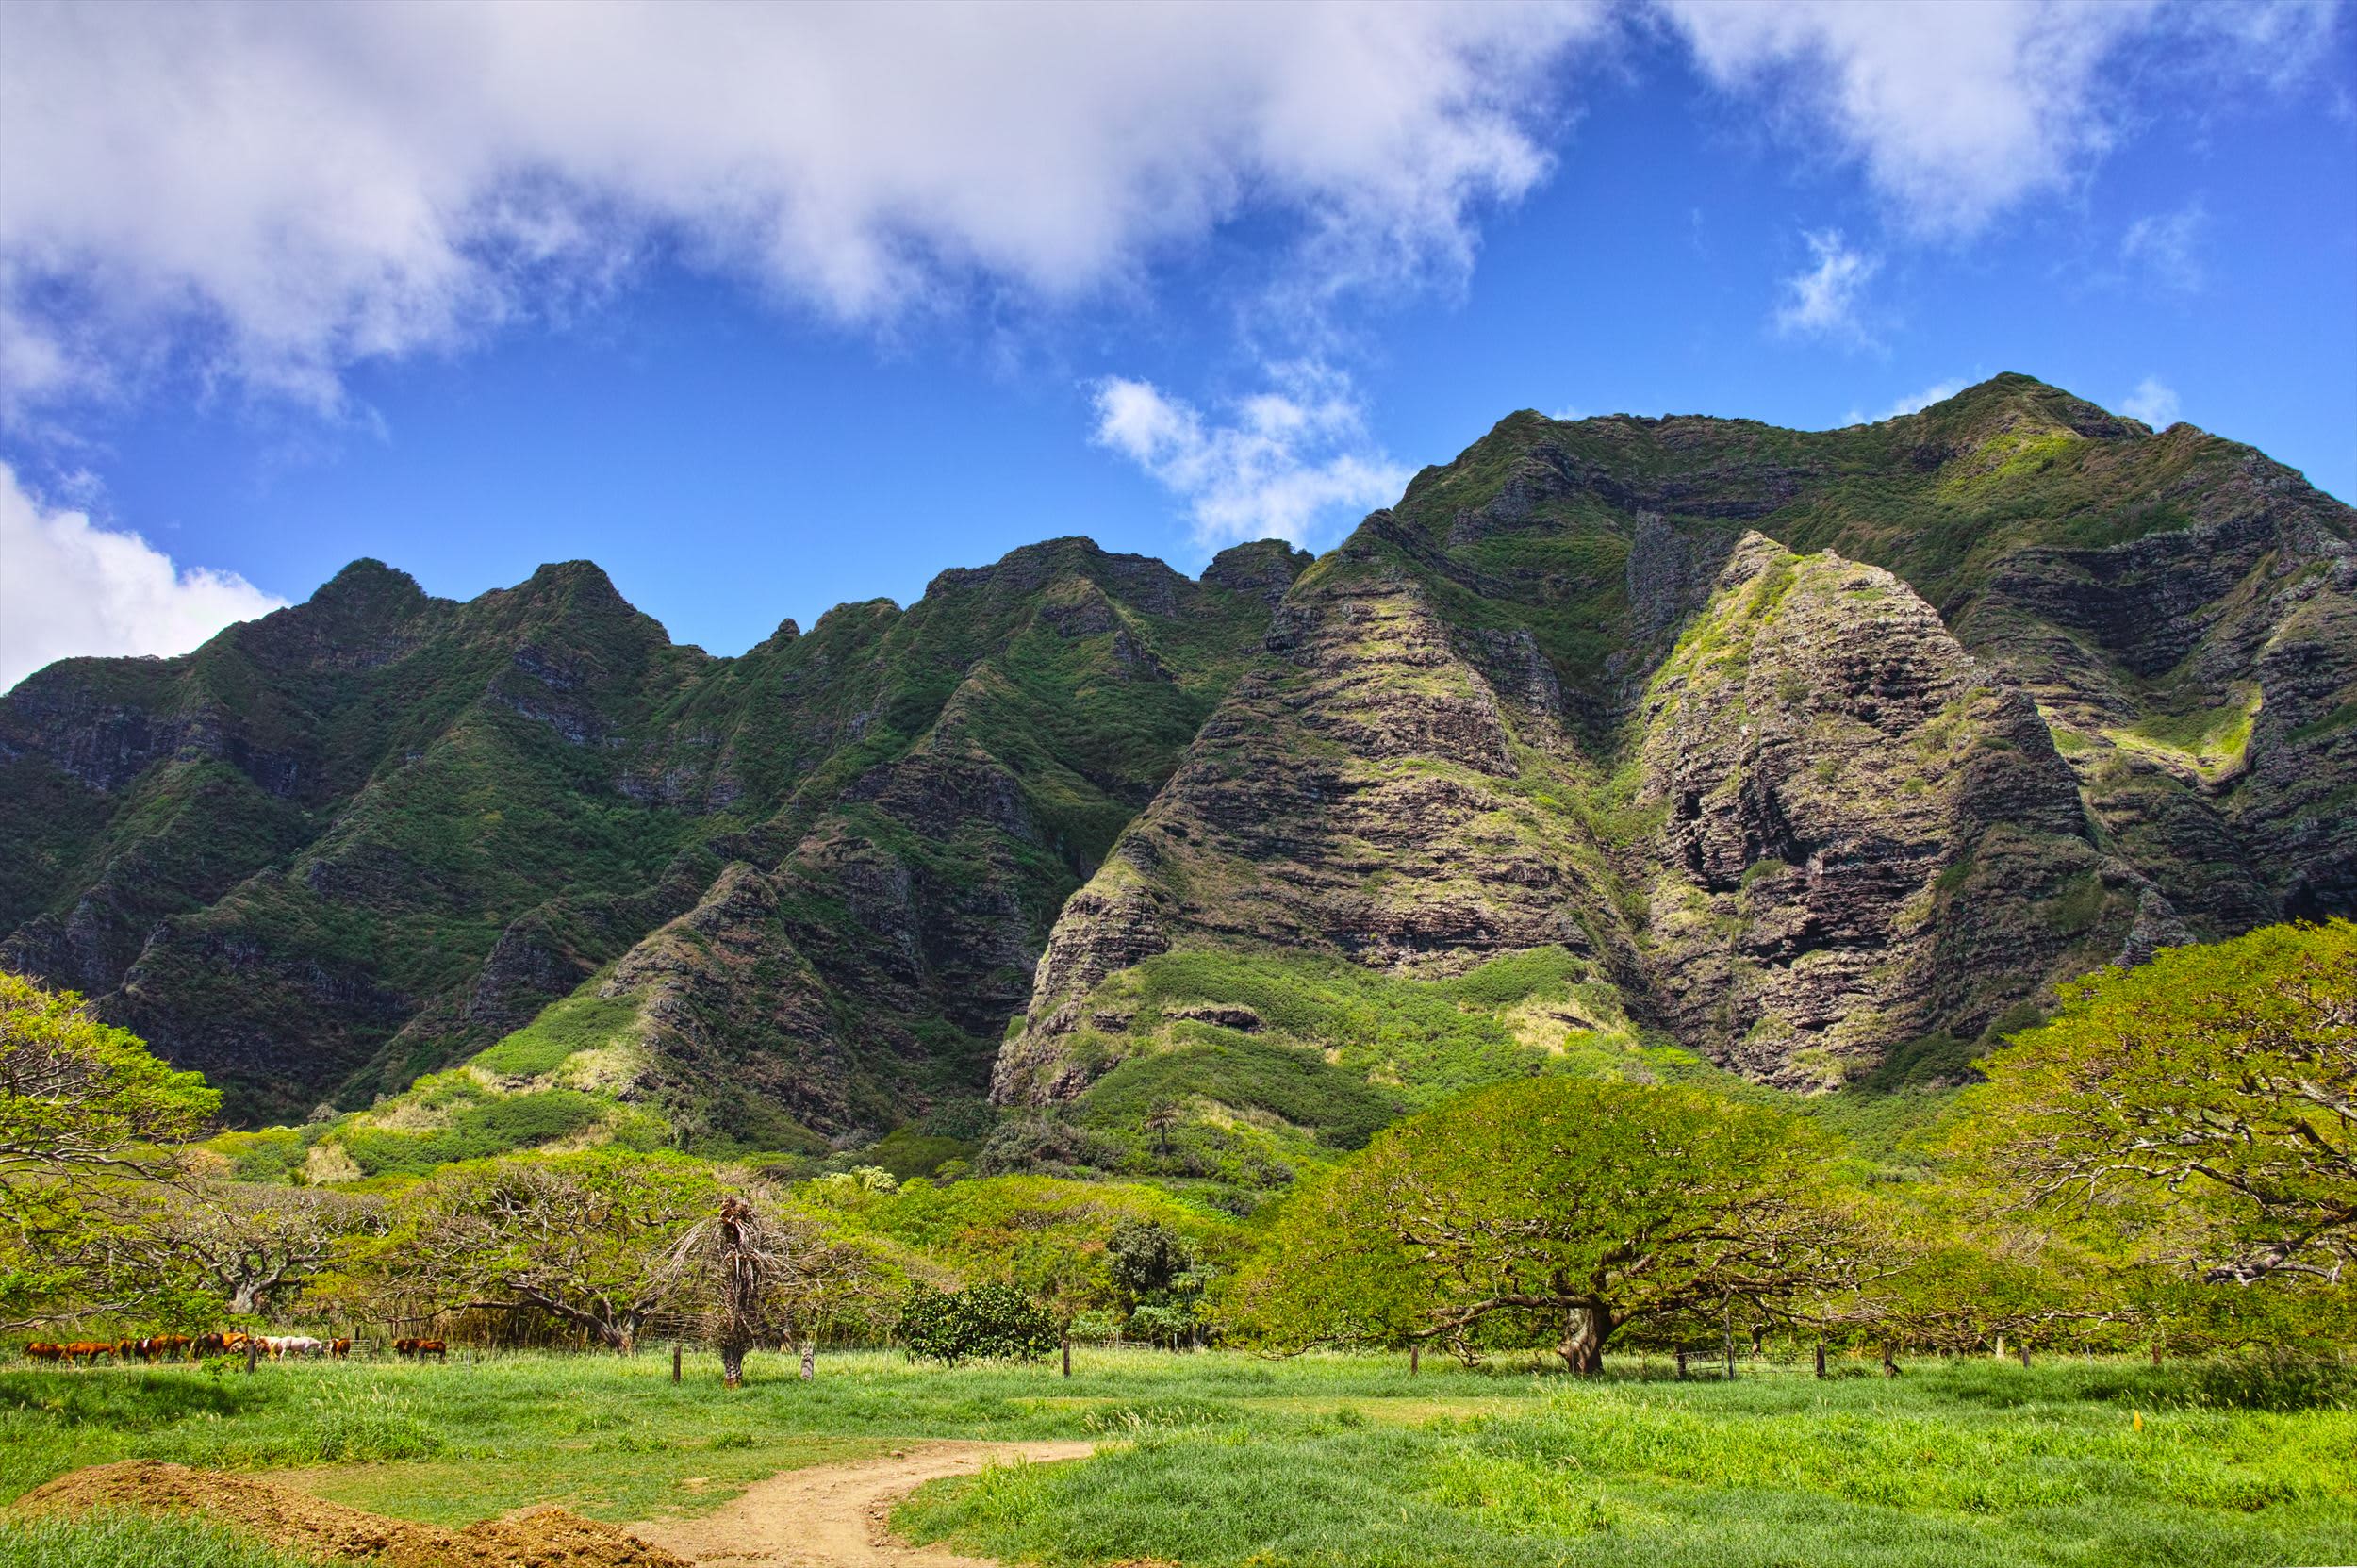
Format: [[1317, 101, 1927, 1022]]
[[1558, 1303, 1607, 1375], [720, 1341, 746, 1389], [230, 1281, 261, 1316]]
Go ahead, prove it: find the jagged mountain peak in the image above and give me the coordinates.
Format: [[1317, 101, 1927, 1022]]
[[3, 377, 2348, 1154]]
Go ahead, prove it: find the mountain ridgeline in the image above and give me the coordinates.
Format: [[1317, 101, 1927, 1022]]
[[3, 376, 2350, 1174]]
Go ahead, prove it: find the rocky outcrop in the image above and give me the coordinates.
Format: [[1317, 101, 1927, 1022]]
[[4, 373, 2349, 1131], [1, 536, 1285, 1128], [995, 375, 2354, 1107], [1632, 536, 2130, 1087]]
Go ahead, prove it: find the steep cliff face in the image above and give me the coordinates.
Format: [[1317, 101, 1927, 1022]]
[[0, 537, 1302, 1131], [997, 375, 2354, 1114], [1631, 535, 2126, 1088], [5, 373, 2347, 1147]]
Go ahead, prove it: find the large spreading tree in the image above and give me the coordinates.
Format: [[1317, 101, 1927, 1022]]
[[0, 971, 219, 1328], [392, 1150, 716, 1350], [1226, 1078, 1872, 1371], [1964, 919, 2355, 1289]]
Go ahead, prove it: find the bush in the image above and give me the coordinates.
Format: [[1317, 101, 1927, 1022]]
[[900, 1282, 1059, 1364], [974, 1116, 1122, 1178]]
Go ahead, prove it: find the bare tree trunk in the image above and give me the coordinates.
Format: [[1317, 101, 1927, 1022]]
[[1558, 1302, 1607, 1375], [720, 1340, 746, 1389]]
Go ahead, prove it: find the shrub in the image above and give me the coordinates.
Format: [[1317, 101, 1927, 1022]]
[[900, 1282, 1059, 1364]]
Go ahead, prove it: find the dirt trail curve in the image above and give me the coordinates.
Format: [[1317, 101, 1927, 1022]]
[[631, 1441, 1099, 1568]]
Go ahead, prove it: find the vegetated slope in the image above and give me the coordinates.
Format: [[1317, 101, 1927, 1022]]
[[0, 536, 1305, 1140], [997, 374, 2355, 1137]]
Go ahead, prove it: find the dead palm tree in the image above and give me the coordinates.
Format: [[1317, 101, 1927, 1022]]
[[662, 1194, 789, 1387], [661, 1190, 873, 1388]]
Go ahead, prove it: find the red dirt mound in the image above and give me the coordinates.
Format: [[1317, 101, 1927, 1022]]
[[14, 1460, 686, 1568]]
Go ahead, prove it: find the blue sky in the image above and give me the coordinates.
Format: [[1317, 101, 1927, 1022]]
[[3, 1, 2352, 686]]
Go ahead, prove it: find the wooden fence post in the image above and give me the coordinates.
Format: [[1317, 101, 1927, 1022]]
[[799, 1343, 816, 1382], [243, 1338, 259, 1376], [671, 1342, 682, 1384], [1814, 1344, 1827, 1378], [1675, 1349, 1688, 1380], [1062, 1336, 1072, 1378], [2019, 1344, 2031, 1370], [1410, 1345, 1420, 1376], [1881, 1344, 1897, 1378]]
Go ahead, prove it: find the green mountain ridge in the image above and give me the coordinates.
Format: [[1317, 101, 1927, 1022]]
[[4, 375, 2349, 1175]]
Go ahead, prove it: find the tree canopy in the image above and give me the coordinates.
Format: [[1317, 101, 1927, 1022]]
[[1963, 919, 2355, 1288], [0, 971, 218, 1183], [1225, 1078, 1871, 1370]]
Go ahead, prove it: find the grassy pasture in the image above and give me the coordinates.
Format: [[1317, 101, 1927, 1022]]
[[0, 1350, 2349, 1567]]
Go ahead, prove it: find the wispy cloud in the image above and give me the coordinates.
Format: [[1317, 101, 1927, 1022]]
[[1773, 230, 1879, 344], [2119, 376, 2182, 428], [0, 3, 1603, 421], [1092, 362, 1409, 549], [1658, 0, 2339, 238], [2121, 203, 2207, 293], [1845, 376, 1967, 425], [0, 465, 287, 691]]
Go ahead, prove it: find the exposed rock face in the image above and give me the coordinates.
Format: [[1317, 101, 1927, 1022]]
[[1632, 536, 2119, 1087], [4, 374, 2348, 1132], [0, 538, 1290, 1131], [997, 375, 2354, 1104]]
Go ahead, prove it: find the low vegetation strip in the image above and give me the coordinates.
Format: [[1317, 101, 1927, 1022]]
[[0, 1352, 2349, 1568], [895, 1360, 2357, 1568]]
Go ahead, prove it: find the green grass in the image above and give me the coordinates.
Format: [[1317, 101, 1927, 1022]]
[[898, 1355, 2357, 1568], [0, 1512, 325, 1568], [469, 991, 640, 1079], [2, 1351, 2348, 1566]]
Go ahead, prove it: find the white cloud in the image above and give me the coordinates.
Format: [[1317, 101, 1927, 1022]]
[[0, 2, 1603, 417], [0, 465, 286, 692], [2119, 376, 2182, 428], [1657, 0, 2334, 237], [1092, 362, 1410, 548], [1844, 377, 1968, 425], [1773, 230, 1878, 342], [2122, 203, 2207, 293]]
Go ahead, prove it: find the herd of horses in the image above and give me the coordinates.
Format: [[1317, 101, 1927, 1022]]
[[20, 1333, 451, 1364]]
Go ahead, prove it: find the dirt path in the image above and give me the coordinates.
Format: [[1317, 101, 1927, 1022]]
[[629, 1441, 1099, 1568]]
